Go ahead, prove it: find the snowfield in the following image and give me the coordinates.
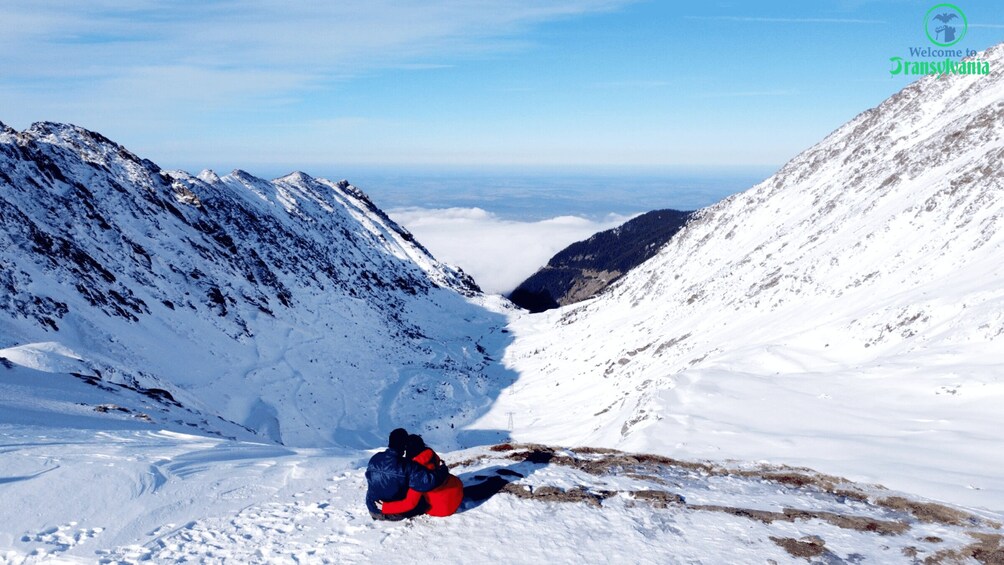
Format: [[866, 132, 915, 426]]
[[2, 426, 1002, 564]]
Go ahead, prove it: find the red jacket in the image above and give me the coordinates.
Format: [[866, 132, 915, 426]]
[[382, 448, 463, 517]]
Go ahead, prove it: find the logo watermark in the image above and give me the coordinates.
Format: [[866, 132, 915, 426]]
[[924, 3, 967, 47], [889, 3, 990, 77], [889, 56, 988, 77]]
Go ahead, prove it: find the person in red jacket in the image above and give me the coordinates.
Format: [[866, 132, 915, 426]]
[[381, 434, 464, 518]]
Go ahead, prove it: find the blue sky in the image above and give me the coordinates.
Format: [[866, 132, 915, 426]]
[[1, 1, 1002, 174]]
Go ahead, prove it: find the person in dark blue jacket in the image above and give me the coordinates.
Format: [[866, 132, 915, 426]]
[[365, 427, 448, 520]]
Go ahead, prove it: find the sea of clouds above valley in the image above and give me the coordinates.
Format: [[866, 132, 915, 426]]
[[389, 207, 632, 294]]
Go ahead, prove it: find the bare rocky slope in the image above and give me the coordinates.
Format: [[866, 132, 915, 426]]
[[509, 208, 691, 312]]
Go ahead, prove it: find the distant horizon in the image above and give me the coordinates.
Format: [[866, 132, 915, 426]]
[[177, 162, 781, 182], [369, 167, 773, 294], [353, 166, 773, 217], [2, 116, 781, 184]]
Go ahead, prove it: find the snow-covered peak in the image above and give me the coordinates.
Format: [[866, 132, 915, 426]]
[[277, 170, 313, 183], [981, 41, 1004, 62], [22, 122, 145, 165], [25, 120, 79, 137], [197, 168, 221, 184]]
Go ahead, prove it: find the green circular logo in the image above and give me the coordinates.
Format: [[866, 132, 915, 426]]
[[925, 3, 967, 47]]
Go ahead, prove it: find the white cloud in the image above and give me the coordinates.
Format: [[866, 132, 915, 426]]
[[389, 207, 632, 295], [0, 1, 637, 167], [684, 15, 885, 24], [0, 1, 632, 121]]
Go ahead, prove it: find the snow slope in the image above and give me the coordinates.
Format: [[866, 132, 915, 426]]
[[476, 45, 1004, 511], [2, 426, 1000, 564], [0, 121, 514, 449]]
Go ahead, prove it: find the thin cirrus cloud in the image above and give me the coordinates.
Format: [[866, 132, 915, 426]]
[[684, 15, 886, 24], [590, 80, 673, 89], [0, 1, 635, 127], [701, 89, 801, 98], [389, 207, 632, 295], [0, 0, 642, 171]]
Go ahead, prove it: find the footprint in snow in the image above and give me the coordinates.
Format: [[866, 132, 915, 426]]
[[21, 522, 103, 552]]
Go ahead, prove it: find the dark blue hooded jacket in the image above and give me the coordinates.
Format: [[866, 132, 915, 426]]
[[365, 448, 448, 515]]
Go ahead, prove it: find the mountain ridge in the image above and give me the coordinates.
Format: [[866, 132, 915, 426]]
[[478, 43, 1004, 510], [509, 209, 692, 312], [1, 121, 508, 449]]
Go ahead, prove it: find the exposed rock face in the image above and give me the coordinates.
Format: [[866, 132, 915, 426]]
[[509, 209, 691, 312]]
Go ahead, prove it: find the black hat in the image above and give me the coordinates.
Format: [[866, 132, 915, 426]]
[[405, 434, 426, 459], [388, 428, 408, 452]]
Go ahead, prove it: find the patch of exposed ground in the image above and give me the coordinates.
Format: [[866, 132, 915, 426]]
[[460, 443, 1003, 564], [770, 535, 827, 560], [922, 533, 1004, 565]]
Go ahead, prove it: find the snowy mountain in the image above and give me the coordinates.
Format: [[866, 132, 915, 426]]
[[5, 44, 1004, 565], [0, 121, 513, 448], [509, 209, 692, 312], [477, 45, 1004, 511]]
